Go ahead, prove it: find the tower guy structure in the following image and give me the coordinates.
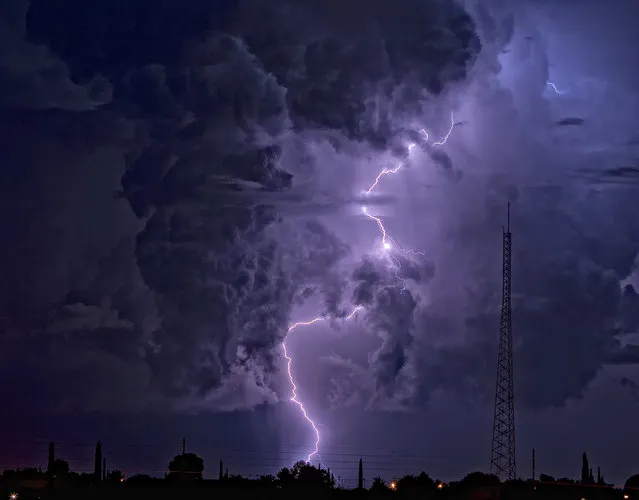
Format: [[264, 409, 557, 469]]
[[490, 203, 516, 480]]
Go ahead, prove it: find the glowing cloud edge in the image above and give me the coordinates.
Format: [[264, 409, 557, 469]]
[[283, 112, 457, 465]]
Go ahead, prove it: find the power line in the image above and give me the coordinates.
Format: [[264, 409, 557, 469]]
[[0, 456, 481, 472], [0, 454, 476, 466], [0, 464, 420, 473], [0, 438, 483, 460]]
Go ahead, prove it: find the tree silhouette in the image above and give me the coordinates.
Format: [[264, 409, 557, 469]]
[[259, 474, 276, 487], [2, 468, 46, 481], [625, 475, 639, 489], [167, 452, 204, 481], [581, 453, 591, 484], [557, 477, 575, 484], [396, 472, 437, 493], [277, 466, 295, 486], [52, 459, 69, 477], [67, 471, 94, 487], [458, 472, 500, 488], [127, 474, 154, 485], [277, 461, 334, 488], [371, 476, 389, 492], [106, 470, 124, 484]]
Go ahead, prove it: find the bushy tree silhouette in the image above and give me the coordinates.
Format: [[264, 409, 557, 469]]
[[396, 472, 437, 493], [277, 461, 334, 489], [259, 474, 276, 486], [167, 452, 204, 481], [458, 472, 500, 488], [2, 468, 46, 480], [277, 466, 295, 486], [126, 474, 155, 485], [106, 470, 124, 484], [626, 475, 639, 489], [371, 476, 389, 492], [52, 459, 69, 477]]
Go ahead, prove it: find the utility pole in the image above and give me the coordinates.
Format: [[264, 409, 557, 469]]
[[94, 441, 103, 485], [490, 203, 516, 480], [47, 442, 55, 478]]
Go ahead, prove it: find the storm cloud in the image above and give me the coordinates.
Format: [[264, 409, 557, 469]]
[[1, 0, 638, 423]]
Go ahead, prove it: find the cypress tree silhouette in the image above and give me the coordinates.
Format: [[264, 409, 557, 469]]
[[581, 453, 590, 484], [219, 460, 223, 481], [94, 441, 102, 484], [358, 458, 363, 489], [597, 467, 601, 485]]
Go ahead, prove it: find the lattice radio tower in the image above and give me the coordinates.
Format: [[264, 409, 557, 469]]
[[490, 203, 516, 481]]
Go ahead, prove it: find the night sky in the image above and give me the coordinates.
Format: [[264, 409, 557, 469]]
[[1, 0, 639, 489]]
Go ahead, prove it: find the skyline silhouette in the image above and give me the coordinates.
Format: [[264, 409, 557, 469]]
[[3, 439, 639, 500], [1, 438, 635, 490]]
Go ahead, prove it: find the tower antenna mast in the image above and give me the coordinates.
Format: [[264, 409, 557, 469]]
[[490, 202, 516, 480]]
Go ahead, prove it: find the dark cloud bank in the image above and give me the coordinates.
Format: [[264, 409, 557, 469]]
[[1, 0, 638, 419]]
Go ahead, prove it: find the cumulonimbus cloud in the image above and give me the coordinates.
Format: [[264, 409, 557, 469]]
[[3, 0, 638, 415], [112, 0, 481, 409]]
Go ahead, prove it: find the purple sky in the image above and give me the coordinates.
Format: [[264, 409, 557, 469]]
[[0, 0, 638, 488]]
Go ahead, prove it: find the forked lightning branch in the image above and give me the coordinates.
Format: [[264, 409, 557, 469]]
[[282, 112, 457, 464]]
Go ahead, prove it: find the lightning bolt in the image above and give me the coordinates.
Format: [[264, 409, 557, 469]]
[[546, 81, 567, 95], [283, 111, 457, 463], [364, 112, 456, 195], [361, 111, 455, 285], [283, 306, 363, 463]]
